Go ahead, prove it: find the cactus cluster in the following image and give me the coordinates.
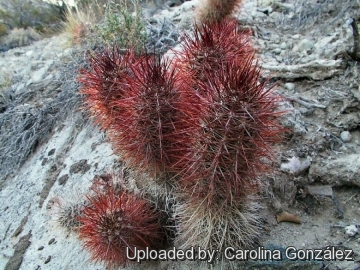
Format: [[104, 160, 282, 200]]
[[75, 0, 284, 266]]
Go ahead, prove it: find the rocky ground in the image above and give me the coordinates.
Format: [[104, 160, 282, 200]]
[[0, 0, 360, 269]]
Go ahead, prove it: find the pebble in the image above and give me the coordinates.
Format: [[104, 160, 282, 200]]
[[280, 42, 287, 49], [340, 131, 351, 142], [284, 82, 295, 91], [273, 48, 281, 55]]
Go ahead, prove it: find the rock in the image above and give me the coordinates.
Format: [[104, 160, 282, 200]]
[[293, 39, 314, 53], [309, 154, 360, 187], [340, 131, 351, 142], [345, 225, 359, 237]]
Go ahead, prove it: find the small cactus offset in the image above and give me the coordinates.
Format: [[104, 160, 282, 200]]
[[78, 177, 166, 268], [197, 0, 243, 24]]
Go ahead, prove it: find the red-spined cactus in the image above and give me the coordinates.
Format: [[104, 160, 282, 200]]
[[78, 179, 166, 268], [197, 0, 243, 24], [78, 47, 136, 130], [173, 22, 283, 205], [108, 54, 199, 177], [79, 48, 200, 178], [174, 20, 254, 89]]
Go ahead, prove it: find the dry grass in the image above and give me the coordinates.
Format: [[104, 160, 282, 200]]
[[0, 71, 12, 92], [0, 27, 42, 50], [62, 3, 102, 45], [0, 23, 7, 36], [0, 50, 84, 184]]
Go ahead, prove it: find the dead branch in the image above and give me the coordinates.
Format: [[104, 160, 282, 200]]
[[262, 59, 343, 80], [350, 18, 360, 61]]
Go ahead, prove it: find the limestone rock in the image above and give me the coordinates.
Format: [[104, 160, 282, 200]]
[[309, 154, 360, 187]]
